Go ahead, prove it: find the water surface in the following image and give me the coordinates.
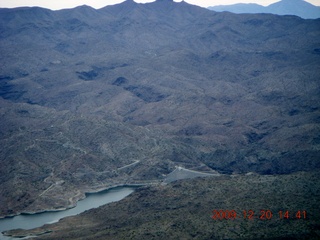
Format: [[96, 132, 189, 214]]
[[0, 186, 135, 239]]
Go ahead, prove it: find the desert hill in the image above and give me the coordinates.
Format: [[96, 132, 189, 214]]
[[0, 0, 319, 217]]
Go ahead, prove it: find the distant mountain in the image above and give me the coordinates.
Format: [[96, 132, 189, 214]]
[[208, 3, 265, 14], [208, 0, 320, 19]]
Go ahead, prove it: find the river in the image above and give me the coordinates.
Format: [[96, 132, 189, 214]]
[[0, 186, 135, 239]]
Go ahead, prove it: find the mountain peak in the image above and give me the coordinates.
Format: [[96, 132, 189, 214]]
[[98, 0, 138, 15]]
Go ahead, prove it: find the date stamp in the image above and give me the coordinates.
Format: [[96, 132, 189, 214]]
[[211, 209, 307, 220]]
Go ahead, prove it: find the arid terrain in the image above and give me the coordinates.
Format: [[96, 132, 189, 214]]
[[0, 0, 319, 238], [4, 171, 320, 239]]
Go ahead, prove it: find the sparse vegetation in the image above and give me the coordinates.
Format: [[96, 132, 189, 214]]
[[0, 1, 319, 235], [4, 172, 320, 239]]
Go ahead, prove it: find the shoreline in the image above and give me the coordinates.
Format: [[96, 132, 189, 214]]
[[0, 182, 154, 219], [1, 182, 157, 238], [0, 169, 218, 219]]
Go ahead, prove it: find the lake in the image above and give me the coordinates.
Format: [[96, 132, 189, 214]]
[[0, 186, 135, 239]]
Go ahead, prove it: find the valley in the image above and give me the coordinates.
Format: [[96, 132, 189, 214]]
[[0, 0, 319, 238]]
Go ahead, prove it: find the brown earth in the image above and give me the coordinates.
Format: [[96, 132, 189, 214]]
[[4, 171, 320, 239], [0, 0, 319, 217]]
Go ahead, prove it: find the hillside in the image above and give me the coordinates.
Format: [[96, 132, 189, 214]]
[[0, 0, 319, 218], [209, 0, 320, 19], [4, 171, 320, 239]]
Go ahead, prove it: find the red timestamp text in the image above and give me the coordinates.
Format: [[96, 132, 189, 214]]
[[211, 210, 307, 220]]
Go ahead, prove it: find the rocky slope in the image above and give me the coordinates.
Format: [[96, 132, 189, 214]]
[[0, 0, 319, 217], [4, 171, 320, 239]]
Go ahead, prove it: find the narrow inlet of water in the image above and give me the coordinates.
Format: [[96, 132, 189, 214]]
[[0, 186, 135, 239]]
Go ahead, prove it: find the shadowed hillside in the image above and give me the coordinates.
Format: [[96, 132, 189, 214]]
[[0, 0, 319, 218]]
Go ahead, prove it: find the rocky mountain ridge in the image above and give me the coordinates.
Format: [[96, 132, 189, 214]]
[[0, 0, 319, 217]]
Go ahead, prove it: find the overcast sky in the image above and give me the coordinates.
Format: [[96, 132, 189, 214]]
[[0, 0, 319, 9]]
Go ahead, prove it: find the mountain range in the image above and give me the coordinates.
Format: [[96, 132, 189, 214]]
[[209, 0, 320, 19], [0, 0, 319, 230]]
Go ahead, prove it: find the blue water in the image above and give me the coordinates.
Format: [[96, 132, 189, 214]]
[[0, 186, 135, 239]]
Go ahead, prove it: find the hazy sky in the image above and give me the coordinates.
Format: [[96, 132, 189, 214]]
[[0, 0, 319, 9]]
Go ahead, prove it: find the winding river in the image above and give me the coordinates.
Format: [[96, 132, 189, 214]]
[[0, 186, 135, 239]]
